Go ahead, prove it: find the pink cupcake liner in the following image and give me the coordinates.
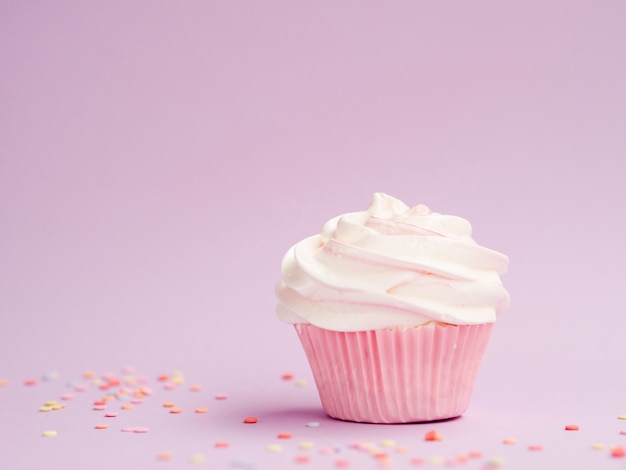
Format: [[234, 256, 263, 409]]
[[295, 322, 494, 423]]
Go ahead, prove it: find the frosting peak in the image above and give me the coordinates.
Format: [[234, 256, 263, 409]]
[[276, 193, 510, 331]]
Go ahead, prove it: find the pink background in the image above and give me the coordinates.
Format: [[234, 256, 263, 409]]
[[1, 1, 625, 468]]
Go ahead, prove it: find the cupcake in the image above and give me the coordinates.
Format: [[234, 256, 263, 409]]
[[275, 193, 509, 423]]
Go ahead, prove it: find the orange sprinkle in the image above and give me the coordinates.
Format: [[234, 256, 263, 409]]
[[94, 424, 109, 430], [162, 402, 175, 408], [243, 417, 258, 424], [0, 379, 9, 386], [215, 441, 229, 448], [103, 396, 115, 402], [528, 444, 543, 451], [424, 430, 443, 441], [502, 438, 517, 445], [121, 404, 134, 410], [189, 384, 202, 392], [278, 432, 293, 439], [565, 424, 579, 431], [169, 408, 183, 414], [157, 374, 169, 382], [24, 379, 37, 386], [195, 407, 208, 414], [156, 452, 172, 461], [282, 373, 294, 380], [83, 371, 96, 379], [94, 400, 106, 406]]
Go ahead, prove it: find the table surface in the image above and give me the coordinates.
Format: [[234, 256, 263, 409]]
[[2, 1, 626, 469]]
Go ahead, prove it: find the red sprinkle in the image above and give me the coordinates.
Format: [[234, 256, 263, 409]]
[[24, 379, 37, 386], [565, 424, 579, 431], [528, 444, 543, 451], [243, 417, 258, 424], [215, 441, 229, 448], [282, 373, 294, 380], [612, 446, 626, 458], [277, 432, 293, 439], [295, 455, 311, 463]]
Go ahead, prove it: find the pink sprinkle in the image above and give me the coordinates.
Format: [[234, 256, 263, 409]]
[[61, 393, 75, 401], [410, 457, 425, 466], [137, 376, 149, 384], [93, 405, 106, 411], [163, 383, 176, 390], [295, 455, 311, 463], [121, 366, 135, 375], [74, 384, 89, 392], [468, 452, 483, 459], [620, 430, 626, 435], [131, 398, 144, 405], [565, 424, 579, 431], [105, 412, 118, 418], [139, 387, 153, 396], [121, 427, 136, 432], [133, 427, 149, 433], [335, 460, 350, 468], [319, 447, 336, 455], [215, 394, 228, 400], [528, 444, 543, 451]]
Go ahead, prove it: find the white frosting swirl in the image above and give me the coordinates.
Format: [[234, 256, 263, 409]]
[[276, 193, 510, 331]]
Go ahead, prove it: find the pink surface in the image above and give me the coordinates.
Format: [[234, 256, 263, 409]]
[[296, 323, 493, 424], [2, 1, 626, 468]]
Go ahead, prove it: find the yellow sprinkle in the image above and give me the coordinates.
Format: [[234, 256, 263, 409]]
[[591, 443, 606, 450], [171, 376, 184, 385], [103, 395, 115, 402], [294, 379, 307, 387], [51, 404, 64, 411], [189, 454, 205, 464], [44, 401, 58, 406], [487, 457, 506, 467], [429, 456, 445, 466], [42, 430, 57, 437], [380, 439, 396, 447], [39, 406, 52, 412], [298, 441, 315, 450], [266, 444, 283, 453], [618, 415, 626, 420]]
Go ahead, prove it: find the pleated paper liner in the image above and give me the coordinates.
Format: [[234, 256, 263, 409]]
[[295, 322, 494, 423]]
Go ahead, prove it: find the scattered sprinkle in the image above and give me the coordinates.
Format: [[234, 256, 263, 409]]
[[105, 412, 118, 418], [134, 427, 149, 433], [83, 371, 96, 379], [424, 430, 443, 441], [121, 427, 136, 432], [215, 441, 230, 448], [162, 402, 175, 408], [39, 406, 53, 412], [0, 379, 8, 386], [121, 404, 134, 410], [190, 384, 202, 392], [156, 452, 173, 461], [565, 424, 579, 431], [94, 424, 109, 430], [277, 432, 292, 439], [282, 373, 294, 380], [169, 407, 183, 414], [612, 446, 626, 458], [157, 374, 169, 382], [410, 457, 424, 465], [189, 453, 206, 464], [502, 437, 517, 445], [93, 405, 105, 411], [195, 407, 208, 414], [620, 430, 626, 435], [215, 394, 228, 400], [591, 443, 606, 450], [61, 393, 74, 401], [335, 459, 350, 468], [306, 422, 319, 428], [295, 455, 311, 463], [618, 415, 626, 420], [396, 446, 409, 454], [266, 444, 283, 453], [485, 457, 505, 467], [468, 451, 483, 459], [42, 430, 57, 437], [380, 439, 396, 447], [243, 417, 258, 424], [24, 379, 37, 386], [299, 441, 314, 450], [294, 379, 307, 387], [528, 444, 543, 451]]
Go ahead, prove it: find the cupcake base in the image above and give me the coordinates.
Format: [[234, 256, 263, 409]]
[[295, 322, 494, 424]]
